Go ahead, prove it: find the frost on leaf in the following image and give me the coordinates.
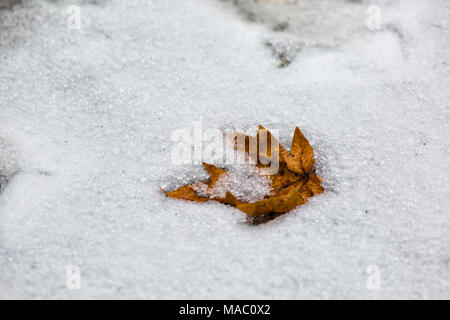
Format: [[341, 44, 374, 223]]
[[165, 126, 323, 224]]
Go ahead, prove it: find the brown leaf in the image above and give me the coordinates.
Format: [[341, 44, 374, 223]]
[[257, 125, 289, 163], [270, 162, 304, 193], [232, 126, 288, 167], [232, 132, 258, 164], [165, 125, 324, 223], [301, 173, 324, 197], [166, 163, 226, 202]]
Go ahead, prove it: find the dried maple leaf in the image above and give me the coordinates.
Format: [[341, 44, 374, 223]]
[[236, 180, 306, 217], [232, 125, 288, 166], [217, 191, 242, 207], [164, 162, 226, 202], [202, 162, 227, 187], [284, 126, 315, 175], [165, 185, 209, 202], [165, 126, 323, 224]]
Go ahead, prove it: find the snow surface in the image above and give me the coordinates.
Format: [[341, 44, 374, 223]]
[[0, 0, 449, 299]]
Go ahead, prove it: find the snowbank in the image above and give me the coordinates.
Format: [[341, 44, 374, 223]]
[[0, 0, 449, 299]]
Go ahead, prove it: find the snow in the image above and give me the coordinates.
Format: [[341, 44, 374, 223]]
[[0, 0, 449, 299], [193, 164, 273, 203]]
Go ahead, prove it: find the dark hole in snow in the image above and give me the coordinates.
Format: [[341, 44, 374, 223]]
[[0, 0, 21, 10]]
